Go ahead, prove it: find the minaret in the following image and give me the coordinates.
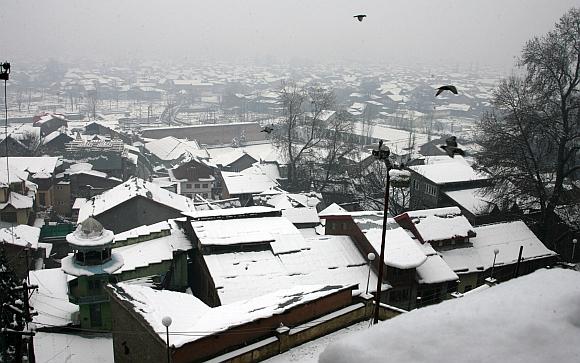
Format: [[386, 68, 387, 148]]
[[61, 217, 124, 329]]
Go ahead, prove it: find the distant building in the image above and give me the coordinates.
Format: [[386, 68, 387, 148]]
[[168, 158, 217, 200], [141, 122, 266, 146]]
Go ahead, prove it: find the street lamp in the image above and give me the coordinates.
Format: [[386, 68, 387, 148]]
[[490, 248, 500, 280], [371, 140, 392, 325], [162, 316, 172, 363], [572, 238, 578, 262], [366, 252, 376, 294]]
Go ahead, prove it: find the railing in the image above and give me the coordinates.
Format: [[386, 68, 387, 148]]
[[68, 294, 109, 305]]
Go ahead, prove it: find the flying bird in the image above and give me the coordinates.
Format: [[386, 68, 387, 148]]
[[435, 85, 458, 97], [261, 125, 274, 134], [440, 136, 465, 158], [354, 14, 367, 22]]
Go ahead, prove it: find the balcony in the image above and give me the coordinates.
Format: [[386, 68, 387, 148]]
[[68, 294, 109, 305]]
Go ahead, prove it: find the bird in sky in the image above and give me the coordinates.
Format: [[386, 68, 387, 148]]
[[440, 135, 465, 158], [435, 85, 458, 97], [261, 125, 274, 134], [354, 14, 367, 22]]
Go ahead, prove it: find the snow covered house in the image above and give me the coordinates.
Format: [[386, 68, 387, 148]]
[[143, 136, 209, 167], [408, 155, 488, 211], [1, 156, 60, 209], [0, 134, 31, 157], [253, 187, 321, 229], [168, 157, 217, 200], [220, 163, 280, 206], [320, 268, 580, 363], [182, 207, 384, 308], [321, 208, 457, 310], [0, 163, 37, 225], [60, 217, 192, 330], [108, 282, 367, 363], [395, 207, 558, 294], [77, 177, 196, 233], [0, 225, 46, 280], [61, 217, 124, 330], [32, 112, 68, 137]]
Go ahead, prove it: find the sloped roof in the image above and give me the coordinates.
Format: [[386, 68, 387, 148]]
[[204, 234, 384, 304], [111, 283, 352, 348], [77, 177, 196, 223]]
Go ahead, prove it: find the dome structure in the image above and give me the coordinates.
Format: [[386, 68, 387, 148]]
[[62, 216, 124, 276], [66, 216, 114, 249]]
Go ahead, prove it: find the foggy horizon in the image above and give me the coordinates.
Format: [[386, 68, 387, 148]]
[[2, 0, 578, 71]]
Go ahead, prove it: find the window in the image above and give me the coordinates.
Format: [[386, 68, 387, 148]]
[[425, 184, 437, 196], [194, 183, 200, 189], [89, 304, 102, 327], [412, 179, 420, 190], [202, 183, 208, 188], [185, 183, 192, 189]]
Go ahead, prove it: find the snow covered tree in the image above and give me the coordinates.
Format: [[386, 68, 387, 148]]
[[476, 8, 580, 248], [273, 81, 335, 191], [0, 249, 28, 362]]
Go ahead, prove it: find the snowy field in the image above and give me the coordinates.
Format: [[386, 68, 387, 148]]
[[320, 268, 580, 363]]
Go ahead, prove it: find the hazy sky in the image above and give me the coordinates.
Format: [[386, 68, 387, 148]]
[[1, 0, 577, 69]]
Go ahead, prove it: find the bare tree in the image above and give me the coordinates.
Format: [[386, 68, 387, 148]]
[[273, 81, 334, 190], [86, 93, 98, 120], [16, 89, 24, 112], [317, 110, 357, 192], [351, 153, 411, 215], [476, 8, 580, 246]]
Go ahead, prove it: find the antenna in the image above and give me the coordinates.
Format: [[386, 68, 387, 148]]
[[2, 62, 10, 188]]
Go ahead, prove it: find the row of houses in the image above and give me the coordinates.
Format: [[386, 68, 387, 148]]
[[2, 173, 556, 361]]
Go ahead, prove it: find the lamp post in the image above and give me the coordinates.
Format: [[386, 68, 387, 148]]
[[366, 252, 376, 294], [490, 248, 500, 280], [161, 316, 172, 363], [372, 140, 391, 325], [572, 238, 578, 262]]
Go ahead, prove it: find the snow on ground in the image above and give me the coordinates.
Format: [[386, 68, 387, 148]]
[[34, 332, 113, 363], [264, 321, 370, 363], [320, 268, 580, 363]]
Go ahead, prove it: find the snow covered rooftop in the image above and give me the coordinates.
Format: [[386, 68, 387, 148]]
[[397, 207, 475, 243], [318, 203, 348, 217], [416, 253, 459, 284], [77, 177, 197, 223], [0, 157, 59, 175], [221, 164, 279, 195], [444, 188, 496, 215], [61, 253, 124, 277], [320, 268, 580, 363], [29, 268, 77, 327], [0, 225, 40, 249], [111, 220, 191, 274], [409, 156, 488, 184], [111, 282, 352, 348], [364, 227, 427, 269], [183, 206, 279, 220], [204, 234, 385, 305], [144, 136, 208, 161], [0, 191, 34, 210], [439, 221, 557, 274], [192, 215, 306, 254]]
